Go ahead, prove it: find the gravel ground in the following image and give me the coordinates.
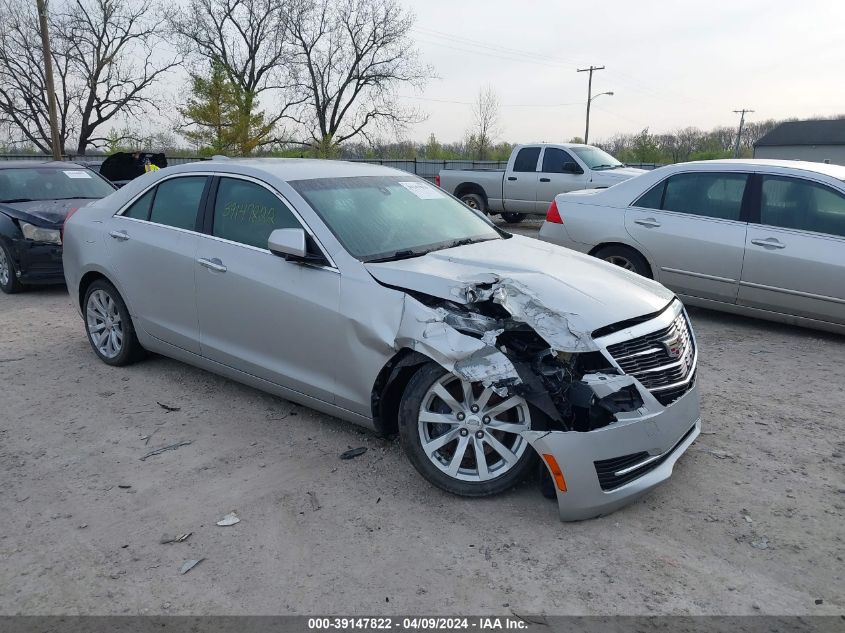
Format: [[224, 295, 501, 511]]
[[0, 220, 843, 615]]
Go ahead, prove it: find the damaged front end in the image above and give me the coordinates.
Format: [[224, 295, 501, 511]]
[[392, 276, 701, 521]]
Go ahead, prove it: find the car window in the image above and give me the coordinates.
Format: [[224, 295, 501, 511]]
[[149, 176, 206, 231], [0, 167, 115, 202], [633, 180, 665, 209], [541, 148, 576, 174], [212, 178, 301, 249], [290, 175, 500, 261], [512, 147, 541, 173], [661, 172, 748, 221], [761, 175, 845, 238], [123, 188, 155, 220]]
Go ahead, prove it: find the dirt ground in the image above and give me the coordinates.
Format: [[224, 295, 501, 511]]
[[1, 220, 843, 616]]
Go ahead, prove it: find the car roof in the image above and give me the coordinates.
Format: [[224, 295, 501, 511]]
[[170, 157, 408, 181], [670, 158, 845, 179], [0, 160, 86, 170]]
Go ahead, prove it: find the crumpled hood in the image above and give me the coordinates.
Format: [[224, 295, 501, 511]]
[[0, 199, 97, 227], [365, 234, 675, 334]]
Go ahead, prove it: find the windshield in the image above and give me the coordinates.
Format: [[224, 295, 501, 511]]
[[0, 167, 115, 202], [570, 146, 624, 170], [290, 176, 502, 261]]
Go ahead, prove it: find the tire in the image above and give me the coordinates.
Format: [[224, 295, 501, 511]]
[[593, 245, 652, 278], [398, 362, 538, 497], [83, 279, 145, 366], [460, 192, 486, 213], [0, 241, 24, 294], [500, 212, 525, 224]]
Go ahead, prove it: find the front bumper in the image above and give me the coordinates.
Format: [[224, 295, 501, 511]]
[[10, 239, 64, 284], [523, 379, 701, 521]]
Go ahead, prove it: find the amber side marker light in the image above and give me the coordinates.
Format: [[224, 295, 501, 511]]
[[543, 454, 567, 492]]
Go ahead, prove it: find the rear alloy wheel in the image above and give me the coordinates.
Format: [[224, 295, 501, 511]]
[[593, 245, 652, 278], [84, 280, 144, 366], [500, 212, 525, 224], [0, 241, 24, 294], [460, 193, 486, 213], [399, 363, 537, 497]]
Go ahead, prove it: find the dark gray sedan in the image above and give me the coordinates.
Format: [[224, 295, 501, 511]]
[[0, 161, 116, 293]]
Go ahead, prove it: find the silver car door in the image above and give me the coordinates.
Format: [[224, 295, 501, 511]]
[[107, 176, 206, 354], [625, 171, 749, 303], [195, 176, 341, 403], [536, 147, 590, 209], [738, 174, 845, 325], [503, 146, 541, 213]]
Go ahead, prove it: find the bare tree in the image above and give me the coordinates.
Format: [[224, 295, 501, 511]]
[[287, 0, 430, 155], [57, 0, 181, 153], [170, 0, 303, 144], [0, 0, 76, 153], [0, 0, 179, 155], [467, 85, 500, 160]]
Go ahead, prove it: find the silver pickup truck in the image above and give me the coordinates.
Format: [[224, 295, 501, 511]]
[[437, 143, 646, 222]]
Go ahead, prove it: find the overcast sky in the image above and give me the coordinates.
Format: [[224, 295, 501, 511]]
[[397, 0, 845, 144]]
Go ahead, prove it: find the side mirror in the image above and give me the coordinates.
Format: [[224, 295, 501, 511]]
[[268, 228, 307, 259], [562, 162, 582, 174], [268, 228, 327, 265]]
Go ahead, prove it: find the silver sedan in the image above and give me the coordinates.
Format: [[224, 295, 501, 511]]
[[63, 159, 701, 521], [539, 159, 845, 335]]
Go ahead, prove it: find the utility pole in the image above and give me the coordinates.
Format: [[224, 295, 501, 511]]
[[733, 108, 754, 158], [578, 65, 605, 144], [36, 0, 62, 161]]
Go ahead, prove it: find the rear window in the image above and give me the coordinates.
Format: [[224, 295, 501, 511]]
[[512, 147, 541, 172], [0, 167, 115, 202]]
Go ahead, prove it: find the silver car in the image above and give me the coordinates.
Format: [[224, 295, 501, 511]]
[[63, 159, 701, 521], [539, 159, 845, 335]]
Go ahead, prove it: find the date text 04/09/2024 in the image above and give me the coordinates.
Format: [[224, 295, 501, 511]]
[[307, 617, 530, 630]]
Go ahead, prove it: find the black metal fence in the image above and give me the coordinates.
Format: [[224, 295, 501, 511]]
[[0, 154, 662, 181]]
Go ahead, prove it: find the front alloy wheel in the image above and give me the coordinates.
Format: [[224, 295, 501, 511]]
[[0, 242, 24, 293], [399, 364, 537, 496]]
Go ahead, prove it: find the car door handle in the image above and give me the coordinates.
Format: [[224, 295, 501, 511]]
[[507, 176, 517, 181], [109, 230, 129, 241], [197, 257, 227, 272], [750, 238, 786, 249], [539, 177, 551, 182], [634, 218, 661, 228]]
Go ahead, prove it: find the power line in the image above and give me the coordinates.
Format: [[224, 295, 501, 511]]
[[399, 94, 582, 108]]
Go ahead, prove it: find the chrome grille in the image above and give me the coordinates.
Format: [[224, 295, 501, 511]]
[[605, 311, 696, 405]]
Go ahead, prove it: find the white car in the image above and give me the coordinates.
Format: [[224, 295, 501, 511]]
[[538, 159, 845, 334]]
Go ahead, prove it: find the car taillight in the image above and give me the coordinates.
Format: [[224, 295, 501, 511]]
[[62, 207, 79, 241], [435, 174, 441, 188], [546, 199, 563, 224]]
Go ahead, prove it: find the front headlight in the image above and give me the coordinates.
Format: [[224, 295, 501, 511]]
[[20, 222, 61, 245]]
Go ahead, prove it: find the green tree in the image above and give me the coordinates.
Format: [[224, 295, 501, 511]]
[[179, 61, 275, 156]]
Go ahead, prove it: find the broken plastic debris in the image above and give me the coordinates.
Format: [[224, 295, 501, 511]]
[[160, 533, 192, 544], [340, 447, 367, 460], [307, 491, 321, 511], [140, 441, 192, 461], [179, 559, 203, 574], [216, 512, 240, 527], [750, 536, 770, 550]]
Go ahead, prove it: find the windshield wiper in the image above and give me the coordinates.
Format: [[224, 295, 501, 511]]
[[592, 164, 622, 170], [365, 249, 429, 263], [0, 198, 34, 203]]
